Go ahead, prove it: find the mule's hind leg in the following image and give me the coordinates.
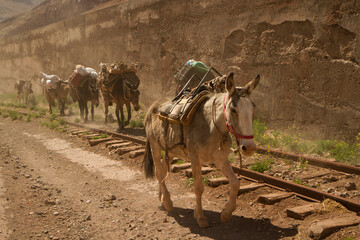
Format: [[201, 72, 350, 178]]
[[91, 102, 94, 121], [191, 160, 209, 228], [215, 159, 239, 223], [151, 143, 173, 211]]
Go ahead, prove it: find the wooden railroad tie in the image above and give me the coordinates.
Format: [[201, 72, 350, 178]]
[[105, 140, 125, 147], [238, 183, 265, 195], [257, 192, 293, 204], [129, 149, 145, 158], [108, 142, 132, 150], [286, 203, 322, 220], [118, 146, 143, 155], [88, 137, 114, 146], [170, 163, 192, 173], [185, 167, 213, 178], [308, 216, 360, 240]]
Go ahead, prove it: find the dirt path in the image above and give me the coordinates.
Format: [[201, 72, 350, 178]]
[[1, 117, 359, 239]]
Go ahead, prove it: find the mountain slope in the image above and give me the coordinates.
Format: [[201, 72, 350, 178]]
[[0, 0, 44, 22], [0, 0, 111, 37]]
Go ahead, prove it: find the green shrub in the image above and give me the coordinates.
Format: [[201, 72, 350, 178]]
[[250, 158, 274, 173], [9, 111, 18, 121]]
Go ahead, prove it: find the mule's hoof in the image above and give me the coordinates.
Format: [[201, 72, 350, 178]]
[[161, 198, 173, 212], [220, 211, 232, 223], [125, 121, 129, 126], [197, 216, 209, 228]]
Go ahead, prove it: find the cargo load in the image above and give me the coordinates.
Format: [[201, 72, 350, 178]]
[[99, 62, 139, 92], [40, 72, 61, 90], [174, 59, 216, 93], [70, 65, 98, 87]]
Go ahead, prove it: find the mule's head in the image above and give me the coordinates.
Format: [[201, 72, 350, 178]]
[[130, 89, 140, 111], [224, 73, 260, 156]]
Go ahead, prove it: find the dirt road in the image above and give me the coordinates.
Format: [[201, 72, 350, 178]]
[[0, 117, 359, 240]]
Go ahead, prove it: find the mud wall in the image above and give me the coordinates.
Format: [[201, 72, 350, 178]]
[[0, 0, 359, 139]]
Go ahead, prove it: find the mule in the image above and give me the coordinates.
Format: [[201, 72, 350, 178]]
[[143, 73, 260, 228], [100, 71, 140, 129], [15, 80, 33, 105], [70, 77, 100, 122], [43, 81, 70, 116]]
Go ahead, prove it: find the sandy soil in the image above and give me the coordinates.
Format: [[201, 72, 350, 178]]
[[0, 117, 359, 240]]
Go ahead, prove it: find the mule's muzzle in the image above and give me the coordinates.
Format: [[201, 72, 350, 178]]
[[134, 105, 140, 111], [241, 142, 257, 156]]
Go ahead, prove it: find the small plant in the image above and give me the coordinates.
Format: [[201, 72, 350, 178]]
[[9, 111, 18, 121], [293, 179, 303, 185], [174, 159, 185, 165], [39, 109, 47, 116], [26, 114, 31, 122], [185, 177, 194, 187], [91, 134, 108, 140], [74, 118, 81, 123], [185, 177, 208, 187], [129, 119, 144, 128], [1, 111, 8, 118], [18, 114, 23, 120], [228, 153, 235, 163], [57, 118, 66, 125], [250, 158, 274, 173], [299, 159, 308, 169]]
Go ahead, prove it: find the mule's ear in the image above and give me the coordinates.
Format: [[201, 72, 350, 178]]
[[225, 73, 235, 96], [244, 74, 260, 95]]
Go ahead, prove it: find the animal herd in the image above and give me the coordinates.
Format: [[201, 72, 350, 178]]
[[15, 64, 261, 228], [14, 63, 141, 129]]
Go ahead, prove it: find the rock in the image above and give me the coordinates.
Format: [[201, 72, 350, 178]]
[[53, 211, 59, 216], [326, 188, 335, 193], [345, 182, 356, 191], [45, 200, 56, 205], [323, 176, 338, 182], [340, 192, 349, 198], [104, 194, 116, 201], [86, 200, 91, 204]]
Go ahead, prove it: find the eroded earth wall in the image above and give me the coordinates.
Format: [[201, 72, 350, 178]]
[[0, 0, 359, 138]]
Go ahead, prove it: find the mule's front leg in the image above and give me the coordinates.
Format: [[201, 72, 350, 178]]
[[115, 105, 123, 130], [119, 105, 125, 129], [192, 162, 209, 228], [125, 102, 131, 126], [84, 102, 89, 122], [104, 102, 109, 124], [216, 160, 239, 223]]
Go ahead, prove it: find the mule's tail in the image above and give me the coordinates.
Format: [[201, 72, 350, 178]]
[[143, 140, 155, 178]]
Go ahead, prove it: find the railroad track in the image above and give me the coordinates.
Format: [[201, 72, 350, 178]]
[[2, 106, 360, 239]]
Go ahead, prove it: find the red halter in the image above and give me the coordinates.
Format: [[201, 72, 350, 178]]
[[223, 94, 254, 145]]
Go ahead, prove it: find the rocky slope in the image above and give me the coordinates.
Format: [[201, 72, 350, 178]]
[[0, 0, 44, 22]]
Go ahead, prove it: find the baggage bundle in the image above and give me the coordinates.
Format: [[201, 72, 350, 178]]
[[99, 62, 140, 92], [174, 59, 216, 91], [40, 72, 61, 90], [69, 65, 98, 87]]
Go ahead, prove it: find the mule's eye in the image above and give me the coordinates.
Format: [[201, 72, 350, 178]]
[[231, 108, 237, 114]]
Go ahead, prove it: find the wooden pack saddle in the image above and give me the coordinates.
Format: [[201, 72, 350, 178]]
[[159, 90, 210, 126]]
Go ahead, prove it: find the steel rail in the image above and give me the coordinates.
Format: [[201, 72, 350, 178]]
[[232, 166, 360, 213], [256, 146, 360, 175]]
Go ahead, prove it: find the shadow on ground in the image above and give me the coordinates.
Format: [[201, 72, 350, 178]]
[[167, 207, 298, 240]]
